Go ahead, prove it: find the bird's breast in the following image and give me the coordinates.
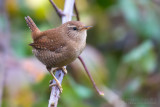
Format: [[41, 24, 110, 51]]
[[72, 41, 86, 57]]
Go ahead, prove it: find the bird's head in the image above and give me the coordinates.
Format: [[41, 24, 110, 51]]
[[61, 21, 92, 42]]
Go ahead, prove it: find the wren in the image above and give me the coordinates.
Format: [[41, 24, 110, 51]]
[[25, 16, 104, 96], [25, 16, 92, 93]]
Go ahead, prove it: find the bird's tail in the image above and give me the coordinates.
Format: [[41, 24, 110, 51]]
[[25, 16, 40, 32]]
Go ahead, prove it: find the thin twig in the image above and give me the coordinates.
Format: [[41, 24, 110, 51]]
[[73, 3, 103, 95], [49, 0, 65, 18], [78, 56, 104, 96], [48, 0, 75, 107], [74, 2, 80, 21]]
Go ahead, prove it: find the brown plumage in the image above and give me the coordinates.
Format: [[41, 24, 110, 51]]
[[25, 16, 104, 96], [25, 16, 92, 93], [25, 16, 91, 71]]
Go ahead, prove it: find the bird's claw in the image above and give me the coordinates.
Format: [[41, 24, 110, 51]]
[[49, 83, 63, 93]]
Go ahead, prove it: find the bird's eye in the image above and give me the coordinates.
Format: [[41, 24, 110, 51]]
[[73, 27, 77, 30]]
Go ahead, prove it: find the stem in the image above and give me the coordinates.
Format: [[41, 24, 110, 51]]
[[78, 56, 104, 96], [48, 0, 75, 107], [49, 0, 65, 18], [74, 2, 80, 21], [48, 70, 64, 107]]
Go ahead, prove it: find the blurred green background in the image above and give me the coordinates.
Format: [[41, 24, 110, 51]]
[[1, 0, 160, 107]]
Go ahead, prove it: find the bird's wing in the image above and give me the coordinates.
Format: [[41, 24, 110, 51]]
[[29, 36, 66, 53]]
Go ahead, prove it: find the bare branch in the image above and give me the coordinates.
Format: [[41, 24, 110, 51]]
[[49, 0, 65, 18], [48, 70, 64, 107], [78, 56, 104, 96], [62, 0, 75, 23], [74, 2, 80, 21], [48, 0, 75, 107]]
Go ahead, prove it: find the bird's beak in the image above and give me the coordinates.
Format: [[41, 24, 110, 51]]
[[80, 26, 92, 31]]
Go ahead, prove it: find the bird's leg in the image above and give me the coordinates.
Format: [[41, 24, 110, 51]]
[[49, 67, 67, 93], [49, 68, 63, 93]]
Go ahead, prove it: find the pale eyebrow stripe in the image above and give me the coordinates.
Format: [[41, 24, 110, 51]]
[[67, 25, 76, 28]]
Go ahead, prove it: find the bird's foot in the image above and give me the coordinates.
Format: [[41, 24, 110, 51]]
[[62, 66, 67, 75], [49, 69, 63, 93], [48, 67, 67, 93], [49, 82, 63, 93]]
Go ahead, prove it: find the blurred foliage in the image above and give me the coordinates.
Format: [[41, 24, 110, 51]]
[[1, 0, 160, 107]]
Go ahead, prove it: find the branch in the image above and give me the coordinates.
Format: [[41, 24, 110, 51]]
[[78, 56, 104, 96], [49, 0, 65, 18], [48, 0, 75, 107], [62, 0, 75, 23], [48, 70, 65, 107], [74, 2, 80, 21]]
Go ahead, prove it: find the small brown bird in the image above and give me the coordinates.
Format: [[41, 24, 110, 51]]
[[25, 16, 92, 93]]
